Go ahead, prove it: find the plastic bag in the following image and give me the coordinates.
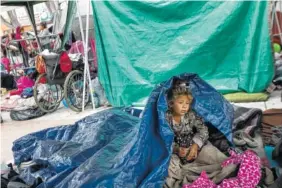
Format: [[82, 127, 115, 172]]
[[10, 108, 46, 121], [91, 77, 108, 106]]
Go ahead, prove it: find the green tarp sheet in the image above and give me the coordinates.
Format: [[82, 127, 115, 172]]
[[92, 1, 274, 107], [61, 0, 77, 50]]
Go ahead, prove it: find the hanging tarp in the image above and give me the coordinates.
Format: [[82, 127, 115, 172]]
[[92, 1, 274, 107], [12, 73, 233, 188], [60, 0, 77, 50]]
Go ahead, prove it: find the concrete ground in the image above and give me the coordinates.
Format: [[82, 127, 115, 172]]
[[1, 91, 281, 166]]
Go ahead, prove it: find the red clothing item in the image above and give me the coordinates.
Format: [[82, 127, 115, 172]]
[[15, 26, 28, 51], [10, 89, 23, 96]]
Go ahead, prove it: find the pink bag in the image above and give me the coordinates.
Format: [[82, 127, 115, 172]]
[[68, 41, 85, 55]]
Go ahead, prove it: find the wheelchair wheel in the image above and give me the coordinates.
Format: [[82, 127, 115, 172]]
[[64, 70, 90, 112], [33, 73, 63, 113]]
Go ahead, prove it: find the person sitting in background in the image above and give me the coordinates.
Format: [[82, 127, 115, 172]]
[[1, 50, 16, 90], [15, 26, 30, 67], [38, 22, 51, 50]]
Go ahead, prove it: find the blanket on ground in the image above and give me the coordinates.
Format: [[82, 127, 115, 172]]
[[164, 144, 236, 188]]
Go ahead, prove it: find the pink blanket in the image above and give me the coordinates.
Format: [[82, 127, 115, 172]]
[[183, 150, 261, 188]]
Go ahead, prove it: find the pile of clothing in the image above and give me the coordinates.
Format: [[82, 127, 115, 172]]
[[1, 71, 46, 121], [165, 105, 281, 188], [182, 150, 262, 188]]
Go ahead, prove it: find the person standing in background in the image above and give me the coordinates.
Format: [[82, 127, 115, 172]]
[[15, 26, 29, 68], [38, 22, 51, 50]]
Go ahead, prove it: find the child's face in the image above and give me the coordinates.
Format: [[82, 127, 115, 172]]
[[172, 95, 190, 116]]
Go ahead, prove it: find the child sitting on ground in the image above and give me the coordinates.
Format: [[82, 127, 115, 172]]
[[167, 81, 209, 164]]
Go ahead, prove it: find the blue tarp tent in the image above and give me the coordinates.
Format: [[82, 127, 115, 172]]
[[13, 74, 233, 187]]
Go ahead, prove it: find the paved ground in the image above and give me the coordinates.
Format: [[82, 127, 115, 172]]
[[1, 91, 281, 165]]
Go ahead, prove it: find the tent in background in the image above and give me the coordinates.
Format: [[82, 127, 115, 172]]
[[92, 1, 274, 107]]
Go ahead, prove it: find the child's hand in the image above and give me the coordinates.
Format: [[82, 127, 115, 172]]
[[179, 147, 189, 158], [186, 143, 199, 161]]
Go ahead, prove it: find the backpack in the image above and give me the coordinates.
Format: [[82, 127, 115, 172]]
[[59, 51, 72, 73], [35, 55, 46, 74]]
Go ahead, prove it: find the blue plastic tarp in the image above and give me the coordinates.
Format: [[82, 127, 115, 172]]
[[12, 73, 233, 187]]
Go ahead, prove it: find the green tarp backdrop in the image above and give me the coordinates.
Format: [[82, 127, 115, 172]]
[[92, 1, 274, 107]]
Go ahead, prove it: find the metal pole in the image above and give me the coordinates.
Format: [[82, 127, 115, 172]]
[[81, 0, 95, 111], [271, 2, 276, 33], [78, 0, 87, 111], [76, 0, 87, 111], [86, 0, 96, 110], [278, 1, 282, 41], [52, 13, 57, 34], [76, 0, 85, 42]]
